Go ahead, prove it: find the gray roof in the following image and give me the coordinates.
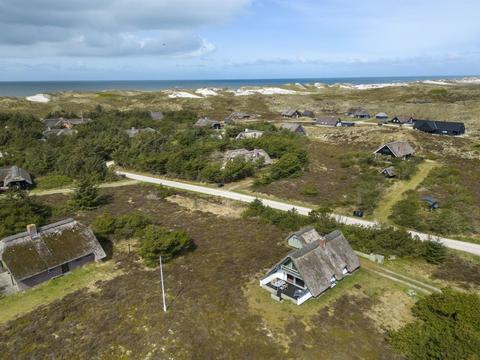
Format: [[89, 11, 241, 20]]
[[273, 230, 360, 297], [382, 167, 396, 177], [281, 123, 306, 134], [194, 117, 221, 128], [302, 110, 315, 117], [282, 108, 302, 117], [315, 117, 340, 126], [223, 148, 272, 166], [125, 127, 156, 138], [0, 166, 33, 186], [374, 140, 415, 158], [286, 226, 322, 245], [149, 111, 164, 120], [42, 118, 90, 129], [376, 112, 388, 118], [0, 219, 106, 281], [391, 116, 414, 124], [43, 128, 78, 138], [236, 129, 264, 139], [225, 112, 251, 123]]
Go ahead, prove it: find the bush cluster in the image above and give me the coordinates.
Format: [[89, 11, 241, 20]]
[[390, 289, 480, 359]]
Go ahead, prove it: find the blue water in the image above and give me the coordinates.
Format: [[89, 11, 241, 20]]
[[0, 75, 474, 97]]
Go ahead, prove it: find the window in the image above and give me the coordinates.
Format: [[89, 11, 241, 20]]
[[295, 278, 305, 288], [287, 274, 294, 283]]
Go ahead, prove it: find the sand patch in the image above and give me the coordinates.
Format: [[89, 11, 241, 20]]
[[26, 93, 50, 103], [364, 290, 415, 332], [165, 194, 244, 218]]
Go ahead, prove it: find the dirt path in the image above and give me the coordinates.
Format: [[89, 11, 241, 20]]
[[373, 160, 440, 224], [361, 260, 441, 295], [30, 180, 140, 196]]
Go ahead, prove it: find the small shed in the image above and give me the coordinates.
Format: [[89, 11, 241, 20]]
[[382, 167, 396, 178], [376, 112, 389, 119], [421, 196, 439, 210]]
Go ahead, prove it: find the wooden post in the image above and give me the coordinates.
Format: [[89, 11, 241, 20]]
[[159, 255, 167, 312]]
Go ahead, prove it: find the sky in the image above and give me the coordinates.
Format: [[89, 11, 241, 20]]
[[0, 0, 479, 81]]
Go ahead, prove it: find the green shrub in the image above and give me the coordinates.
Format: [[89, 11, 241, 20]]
[[68, 179, 105, 211], [91, 212, 152, 241], [139, 225, 193, 266], [0, 191, 51, 238], [390, 289, 480, 359], [422, 240, 447, 264], [301, 184, 319, 197]]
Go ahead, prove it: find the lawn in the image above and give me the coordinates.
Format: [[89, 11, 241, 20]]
[[0, 184, 410, 359], [0, 261, 121, 325], [373, 160, 440, 224]]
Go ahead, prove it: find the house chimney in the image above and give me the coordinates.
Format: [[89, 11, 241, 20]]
[[319, 238, 326, 249], [27, 224, 38, 238]]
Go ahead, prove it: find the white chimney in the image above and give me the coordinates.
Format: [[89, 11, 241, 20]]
[[27, 224, 38, 238]]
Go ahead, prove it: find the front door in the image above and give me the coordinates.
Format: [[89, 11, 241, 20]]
[[61, 263, 70, 274]]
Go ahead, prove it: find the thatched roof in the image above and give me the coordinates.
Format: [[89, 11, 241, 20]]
[[236, 129, 264, 139], [223, 148, 272, 166], [374, 140, 415, 158], [281, 123, 306, 134], [282, 109, 302, 117], [0, 219, 106, 282], [42, 118, 91, 129], [194, 117, 220, 128], [315, 117, 339, 127], [391, 116, 413, 124], [224, 112, 251, 123], [0, 166, 32, 186], [286, 226, 322, 245], [43, 128, 78, 138], [125, 127, 156, 138], [272, 230, 360, 297]]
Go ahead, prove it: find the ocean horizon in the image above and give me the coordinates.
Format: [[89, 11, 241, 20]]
[[0, 75, 477, 97]]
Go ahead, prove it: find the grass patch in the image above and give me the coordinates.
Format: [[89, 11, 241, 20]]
[[34, 175, 74, 190], [0, 261, 120, 325]]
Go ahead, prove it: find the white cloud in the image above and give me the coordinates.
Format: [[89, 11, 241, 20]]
[[0, 0, 250, 57]]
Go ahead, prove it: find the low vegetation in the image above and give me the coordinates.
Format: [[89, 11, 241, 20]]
[[390, 289, 480, 359], [0, 191, 51, 238], [390, 165, 480, 237], [243, 200, 440, 260]]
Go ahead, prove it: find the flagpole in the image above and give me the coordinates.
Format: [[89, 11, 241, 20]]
[[159, 255, 167, 312]]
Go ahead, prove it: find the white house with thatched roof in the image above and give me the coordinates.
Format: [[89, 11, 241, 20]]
[[260, 229, 360, 305]]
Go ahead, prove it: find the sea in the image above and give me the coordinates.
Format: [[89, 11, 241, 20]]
[[0, 75, 475, 97]]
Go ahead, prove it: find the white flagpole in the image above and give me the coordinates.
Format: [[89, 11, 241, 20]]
[[159, 255, 167, 312]]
